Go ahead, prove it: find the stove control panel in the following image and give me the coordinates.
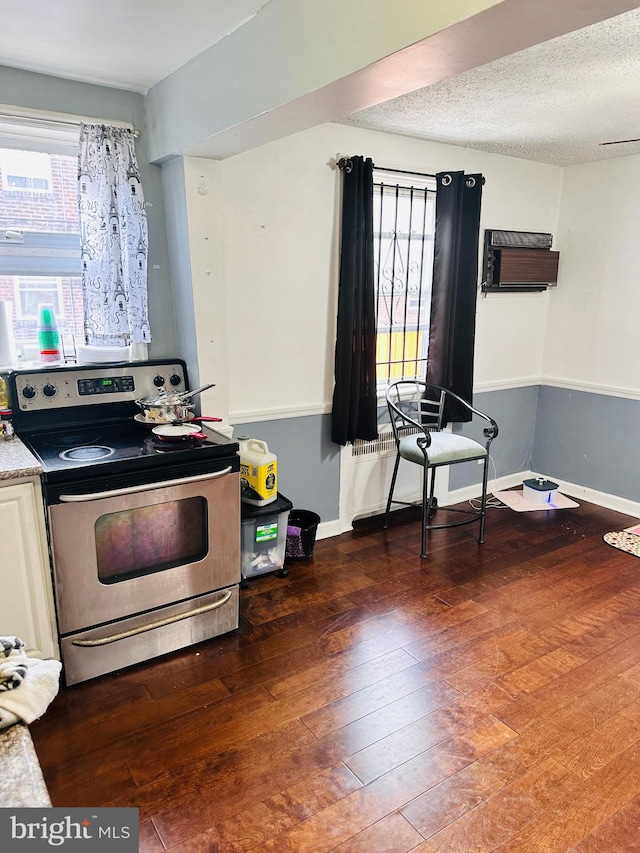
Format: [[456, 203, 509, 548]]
[[77, 375, 136, 396], [11, 361, 188, 412]]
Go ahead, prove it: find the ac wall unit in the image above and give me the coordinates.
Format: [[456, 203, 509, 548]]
[[481, 229, 560, 292]]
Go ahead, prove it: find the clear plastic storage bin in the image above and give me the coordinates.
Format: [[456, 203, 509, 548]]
[[240, 492, 292, 585]]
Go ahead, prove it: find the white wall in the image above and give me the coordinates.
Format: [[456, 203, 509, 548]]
[[544, 154, 640, 399], [203, 122, 563, 422], [180, 158, 232, 428]]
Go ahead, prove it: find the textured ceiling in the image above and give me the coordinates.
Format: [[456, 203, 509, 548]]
[[340, 7, 640, 167]]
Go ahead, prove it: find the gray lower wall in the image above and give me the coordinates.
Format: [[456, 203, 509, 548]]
[[233, 414, 340, 523], [533, 385, 640, 503], [237, 386, 640, 525], [234, 385, 541, 524], [451, 385, 539, 491]]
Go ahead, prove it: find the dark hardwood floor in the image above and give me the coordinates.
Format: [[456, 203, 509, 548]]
[[30, 496, 640, 852]]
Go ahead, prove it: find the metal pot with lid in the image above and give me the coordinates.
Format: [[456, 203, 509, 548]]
[[134, 382, 215, 424]]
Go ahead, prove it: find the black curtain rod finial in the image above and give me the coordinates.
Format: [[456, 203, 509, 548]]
[[337, 156, 353, 174]]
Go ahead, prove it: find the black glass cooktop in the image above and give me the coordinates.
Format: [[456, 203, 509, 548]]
[[21, 419, 238, 481]]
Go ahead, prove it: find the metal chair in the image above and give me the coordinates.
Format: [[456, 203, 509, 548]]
[[383, 380, 499, 558]]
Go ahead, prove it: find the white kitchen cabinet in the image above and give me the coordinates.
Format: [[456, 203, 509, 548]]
[[0, 478, 59, 659]]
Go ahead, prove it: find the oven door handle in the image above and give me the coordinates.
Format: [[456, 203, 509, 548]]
[[58, 466, 234, 502], [72, 589, 234, 646]]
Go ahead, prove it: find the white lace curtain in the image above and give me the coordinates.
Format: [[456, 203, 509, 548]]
[[78, 123, 151, 349]]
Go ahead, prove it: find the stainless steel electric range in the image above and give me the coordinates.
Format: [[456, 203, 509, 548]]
[[9, 359, 240, 685]]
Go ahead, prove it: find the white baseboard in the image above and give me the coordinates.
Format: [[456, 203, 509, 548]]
[[327, 470, 640, 540], [449, 469, 640, 521], [316, 518, 343, 540], [531, 474, 640, 520]]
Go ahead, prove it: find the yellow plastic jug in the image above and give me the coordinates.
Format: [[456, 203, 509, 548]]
[[238, 437, 278, 506], [0, 376, 8, 410]]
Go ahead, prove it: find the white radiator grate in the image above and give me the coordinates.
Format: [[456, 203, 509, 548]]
[[351, 427, 421, 458], [351, 430, 395, 458]]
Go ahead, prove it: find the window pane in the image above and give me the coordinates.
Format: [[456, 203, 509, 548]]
[[0, 148, 77, 232], [0, 145, 81, 361], [373, 180, 436, 387], [0, 275, 83, 362], [0, 149, 52, 194]]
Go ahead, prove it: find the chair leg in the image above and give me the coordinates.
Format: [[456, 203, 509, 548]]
[[420, 464, 430, 559], [383, 452, 401, 529], [478, 454, 490, 544], [428, 467, 437, 520]]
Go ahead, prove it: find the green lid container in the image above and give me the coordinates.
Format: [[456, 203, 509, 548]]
[[37, 303, 60, 360], [38, 304, 58, 329]]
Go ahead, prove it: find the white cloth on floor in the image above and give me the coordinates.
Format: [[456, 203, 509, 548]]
[[0, 657, 62, 730], [0, 636, 26, 656], [0, 636, 29, 691]]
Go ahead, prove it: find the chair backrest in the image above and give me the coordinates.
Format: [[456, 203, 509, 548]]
[[385, 380, 445, 445]]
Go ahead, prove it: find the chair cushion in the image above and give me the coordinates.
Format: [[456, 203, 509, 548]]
[[398, 432, 487, 465]]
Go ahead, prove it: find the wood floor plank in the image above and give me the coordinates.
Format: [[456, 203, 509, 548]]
[[400, 674, 640, 840], [245, 715, 518, 853], [315, 601, 490, 672], [127, 647, 423, 786], [492, 739, 640, 852], [159, 762, 362, 851], [240, 572, 378, 625], [148, 679, 461, 844], [343, 703, 509, 786], [552, 696, 640, 779], [409, 756, 580, 853], [137, 723, 349, 831], [28, 499, 640, 852], [300, 660, 462, 739], [443, 634, 559, 694], [568, 792, 640, 852], [328, 812, 424, 853], [496, 631, 640, 732], [139, 820, 164, 853], [402, 609, 522, 661], [537, 587, 640, 648]]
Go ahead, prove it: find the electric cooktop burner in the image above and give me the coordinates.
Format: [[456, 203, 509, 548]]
[[40, 431, 102, 448], [59, 445, 115, 462]]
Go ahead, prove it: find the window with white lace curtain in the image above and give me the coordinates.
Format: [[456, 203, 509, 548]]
[[0, 116, 150, 363], [0, 122, 82, 362]]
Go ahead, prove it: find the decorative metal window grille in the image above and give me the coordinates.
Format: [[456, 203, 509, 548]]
[[373, 171, 436, 389]]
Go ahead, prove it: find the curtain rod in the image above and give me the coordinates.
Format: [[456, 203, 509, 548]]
[[0, 108, 141, 138], [336, 156, 435, 179], [335, 157, 485, 185]]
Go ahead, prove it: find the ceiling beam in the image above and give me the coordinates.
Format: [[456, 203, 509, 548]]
[[145, 0, 640, 162]]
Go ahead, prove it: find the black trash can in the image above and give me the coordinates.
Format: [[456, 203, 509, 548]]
[[286, 509, 321, 561]]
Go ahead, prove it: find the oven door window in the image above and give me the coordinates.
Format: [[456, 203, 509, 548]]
[[95, 497, 208, 583]]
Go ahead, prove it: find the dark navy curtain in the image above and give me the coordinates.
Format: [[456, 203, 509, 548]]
[[331, 156, 378, 445], [426, 171, 484, 424]]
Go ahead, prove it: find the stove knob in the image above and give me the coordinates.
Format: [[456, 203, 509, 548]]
[[22, 385, 36, 399], [153, 375, 165, 388], [43, 383, 57, 397], [169, 373, 182, 386]]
